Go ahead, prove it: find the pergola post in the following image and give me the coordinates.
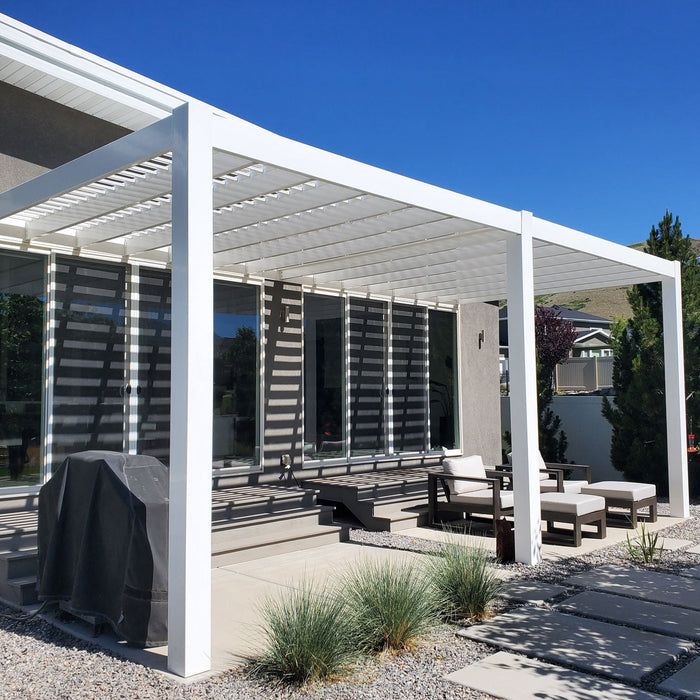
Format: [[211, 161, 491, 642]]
[[168, 101, 214, 677], [506, 211, 542, 565], [662, 264, 690, 517]]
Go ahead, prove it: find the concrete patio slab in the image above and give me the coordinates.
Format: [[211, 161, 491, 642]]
[[211, 541, 427, 671], [563, 565, 700, 611], [678, 564, 700, 580], [499, 580, 569, 604], [457, 607, 692, 682], [656, 538, 695, 551], [401, 514, 683, 562], [659, 657, 700, 698], [686, 544, 700, 555], [557, 590, 700, 640], [445, 651, 667, 700]]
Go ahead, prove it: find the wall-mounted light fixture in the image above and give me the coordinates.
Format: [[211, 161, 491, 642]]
[[478, 329, 485, 349], [281, 304, 291, 325]]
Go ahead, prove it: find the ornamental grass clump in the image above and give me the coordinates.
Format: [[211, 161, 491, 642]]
[[626, 521, 665, 565], [341, 559, 439, 653], [424, 535, 503, 621], [254, 578, 357, 684]]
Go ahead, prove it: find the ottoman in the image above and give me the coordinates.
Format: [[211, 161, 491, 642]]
[[580, 481, 657, 528], [540, 492, 607, 547]]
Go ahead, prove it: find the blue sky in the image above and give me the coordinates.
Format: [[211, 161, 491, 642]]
[[3, 1, 699, 246]]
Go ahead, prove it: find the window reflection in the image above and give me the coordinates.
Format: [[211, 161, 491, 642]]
[[429, 309, 459, 450], [303, 294, 345, 460], [213, 282, 260, 468], [0, 252, 45, 486]]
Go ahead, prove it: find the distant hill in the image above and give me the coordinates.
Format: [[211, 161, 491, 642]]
[[535, 238, 700, 322]]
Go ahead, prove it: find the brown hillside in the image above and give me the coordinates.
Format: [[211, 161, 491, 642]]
[[536, 238, 700, 322]]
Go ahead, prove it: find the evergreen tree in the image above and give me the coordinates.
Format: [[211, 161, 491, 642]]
[[602, 211, 700, 495]]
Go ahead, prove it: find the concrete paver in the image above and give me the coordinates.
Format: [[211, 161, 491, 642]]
[[557, 590, 700, 640], [656, 538, 695, 551], [445, 651, 667, 700], [563, 565, 700, 611], [686, 544, 700, 555], [457, 606, 692, 682], [499, 580, 568, 604], [659, 657, 700, 699], [679, 563, 700, 580]]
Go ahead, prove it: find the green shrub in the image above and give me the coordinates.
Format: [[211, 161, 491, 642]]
[[341, 558, 439, 653], [424, 535, 503, 621], [254, 578, 357, 684]]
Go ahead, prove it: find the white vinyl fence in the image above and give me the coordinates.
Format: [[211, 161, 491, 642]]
[[501, 395, 623, 481]]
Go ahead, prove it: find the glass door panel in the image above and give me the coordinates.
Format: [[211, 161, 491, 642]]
[[52, 257, 127, 469], [136, 268, 171, 463], [349, 298, 387, 457], [303, 294, 345, 460], [0, 251, 45, 487], [391, 304, 428, 453], [213, 281, 260, 470]]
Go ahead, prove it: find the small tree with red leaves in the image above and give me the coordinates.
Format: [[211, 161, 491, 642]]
[[534, 306, 577, 462], [535, 306, 578, 393]]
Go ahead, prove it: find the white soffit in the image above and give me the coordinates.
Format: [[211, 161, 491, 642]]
[[0, 14, 185, 129]]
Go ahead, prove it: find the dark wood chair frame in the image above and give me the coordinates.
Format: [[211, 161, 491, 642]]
[[541, 502, 607, 546], [427, 469, 514, 527], [598, 494, 658, 528]]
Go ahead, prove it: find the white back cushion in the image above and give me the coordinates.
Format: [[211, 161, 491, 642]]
[[508, 451, 550, 480], [442, 455, 487, 495]]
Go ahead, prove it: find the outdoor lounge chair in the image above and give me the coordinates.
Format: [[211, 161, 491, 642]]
[[428, 455, 513, 528], [505, 452, 592, 493]]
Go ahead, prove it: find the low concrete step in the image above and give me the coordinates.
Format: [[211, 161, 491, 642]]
[[0, 575, 38, 607], [213, 506, 335, 549], [0, 508, 38, 553], [212, 504, 348, 565], [213, 528, 347, 566], [0, 549, 38, 580]]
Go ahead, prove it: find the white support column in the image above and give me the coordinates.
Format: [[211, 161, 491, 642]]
[[168, 101, 214, 677], [662, 264, 690, 518], [506, 212, 542, 565]]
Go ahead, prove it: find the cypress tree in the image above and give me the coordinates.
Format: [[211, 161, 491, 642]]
[[602, 211, 700, 495]]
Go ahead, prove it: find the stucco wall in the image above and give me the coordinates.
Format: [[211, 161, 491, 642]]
[[0, 82, 129, 193], [459, 302, 501, 464]]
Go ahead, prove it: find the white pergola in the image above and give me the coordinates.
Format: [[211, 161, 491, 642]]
[[0, 16, 691, 677], [0, 100, 690, 675]]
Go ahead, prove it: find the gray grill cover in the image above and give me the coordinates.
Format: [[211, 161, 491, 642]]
[[38, 451, 169, 647]]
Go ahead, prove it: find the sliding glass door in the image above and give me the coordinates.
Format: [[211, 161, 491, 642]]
[[0, 251, 45, 487]]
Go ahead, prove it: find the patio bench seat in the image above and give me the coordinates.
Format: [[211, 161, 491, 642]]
[[540, 492, 607, 547], [539, 479, 589, 494], [580, 481, 657, 528], [451, 489, 514, 509]]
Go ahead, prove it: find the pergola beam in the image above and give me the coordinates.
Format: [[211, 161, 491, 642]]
[[0, 116, 173, 219]]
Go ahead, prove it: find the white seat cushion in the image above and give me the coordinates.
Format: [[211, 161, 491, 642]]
[[540, 492, 605, 516], [442, 455, 487, 495], [581, 481, 656, 501], [540, 479, 588, 494], [450, 489, 514, 509]]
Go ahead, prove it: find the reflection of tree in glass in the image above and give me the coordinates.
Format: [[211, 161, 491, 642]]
[[0, 294, 43, 402], [221, 327, 257, 417]]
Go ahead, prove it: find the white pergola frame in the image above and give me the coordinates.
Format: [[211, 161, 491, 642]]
[[0, 96, 691, 676]]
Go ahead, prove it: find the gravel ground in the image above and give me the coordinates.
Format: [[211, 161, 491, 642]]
[[1, 500, 698, 700]]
